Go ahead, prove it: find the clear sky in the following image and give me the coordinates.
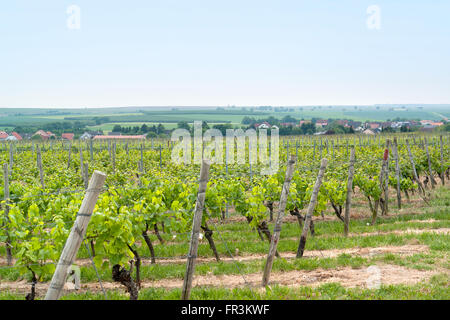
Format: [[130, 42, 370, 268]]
[[0, 0, 449, 108]]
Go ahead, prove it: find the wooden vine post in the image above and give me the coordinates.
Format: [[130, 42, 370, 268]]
[[37, 145, 45, 189], [382, 140, 390, 215], [344, 147, 356, 236], [393, 138, 402, 209], [67, 141, 72, 169], [9, 143, 14, 168], [45, 170, 107, 300], [3, 163, 12, 266], [108, 140, 112, 161], [79, 144, 84, 179], [89, 139, 94, 162], [83, 163, 89, 190], [139, 143, 144, 171], [424, 137, 437, 188], [297, 158, 328, 258], [439, 136, 445, 185], [262, 156, 296, 286], [181, 160, 211, 300], [112, 141, 116, 173], [405, 139, 426, 199]]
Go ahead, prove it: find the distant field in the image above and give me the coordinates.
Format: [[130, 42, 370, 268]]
[[0, 105, 448, 129], [36, 113, 146, 120], [88, 122, 244, 132], [88, 122, 179, 132]]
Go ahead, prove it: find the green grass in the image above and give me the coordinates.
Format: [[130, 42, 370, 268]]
[[1, 274, 448, 300]]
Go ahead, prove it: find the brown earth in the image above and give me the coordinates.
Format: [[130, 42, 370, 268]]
[[0, 263, 442, 298]]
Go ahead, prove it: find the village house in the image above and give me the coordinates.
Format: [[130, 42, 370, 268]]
[[33, 130, 56, 140], [298, 120, 312, 127], [315, 120, 328, 128], [80, 131, 103, 140], [61, 133, 75, 140], [11, 132, 22, 141], [366, 122, 381, 130], [363, 129, 375, 135], [255, 122, 270, 129]]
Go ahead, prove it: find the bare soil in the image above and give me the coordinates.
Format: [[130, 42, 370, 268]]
[[0, 263, 442, 298]]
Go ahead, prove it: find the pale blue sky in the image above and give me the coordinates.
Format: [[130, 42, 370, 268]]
[[0, 1, 449, 108]]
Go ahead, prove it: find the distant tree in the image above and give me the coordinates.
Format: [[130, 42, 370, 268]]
[[177, 121, 190, 130], [112, 125, 122, 132], [382, 127, 395, 133], [241, 116, 255, 125], [282, 115, 297, 123], [212, 123, 233, 135], [141, 124, 149, 133], [157, 124, 165, 134], [441, 123, 450, 132]]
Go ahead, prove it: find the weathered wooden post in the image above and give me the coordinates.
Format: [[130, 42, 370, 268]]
[[393, 138, 402, 209], [108, 140, 112, 161], [383, 140, 390, 215], [112, 141, 116, 173], [9, 143, 13, 168], [313, 140, 316, 161], [89, 139, 93, 162], [181, 160, 211, 300], [45, 170, 107, 300], [262, 156, 296, 286], [346, 139, 349, 158], [319, 142, 323, 160], [296, 158, 328, 258], [140, 143, 144, 173], [344, 148, 356, 236], [83, 163, 89, 190], [79, 144, 84, 179], [424, 137, 437, 188], [67, 141, 72, 169], [439, 136, 445, 185], [3, 163, 12, 266], [37, 145, 45, 189], [405, 139, 427, 199]]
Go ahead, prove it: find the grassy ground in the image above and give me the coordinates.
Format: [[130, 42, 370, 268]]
[[0, 186, 448, 300]]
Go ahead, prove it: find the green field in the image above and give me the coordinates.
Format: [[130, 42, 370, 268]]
[[0, 105, 448, 129]]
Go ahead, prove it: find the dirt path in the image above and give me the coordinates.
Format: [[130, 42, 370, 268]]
[[0, 244, 430, 268], [1, 263, 442, 298], [39, 244, 429, 267]]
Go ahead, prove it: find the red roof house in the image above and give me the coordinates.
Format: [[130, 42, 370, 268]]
[[0, 131, 8, 140], [62, 133, 74, 140], [33, 130, 56, 140], [11, 132, 22, 140], [315, 120, 328, 127]]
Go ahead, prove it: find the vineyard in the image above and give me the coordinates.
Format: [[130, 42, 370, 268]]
[[0, 133, 449, 300]]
